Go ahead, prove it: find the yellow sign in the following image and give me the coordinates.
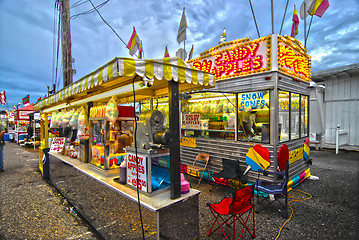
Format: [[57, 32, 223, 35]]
[[180, 137, 197, 148], [289, 147, 304, 164], [278, 35, 311, 82], [188, 36, 271, 80]]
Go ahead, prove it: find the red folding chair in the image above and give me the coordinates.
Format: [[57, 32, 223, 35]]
[[207, 185, 255, 240]]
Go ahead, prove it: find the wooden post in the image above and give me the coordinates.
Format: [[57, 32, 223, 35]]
[[61, 0, 73, 87]]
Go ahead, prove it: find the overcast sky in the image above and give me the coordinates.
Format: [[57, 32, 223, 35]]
[[1, 0, 358, 110]]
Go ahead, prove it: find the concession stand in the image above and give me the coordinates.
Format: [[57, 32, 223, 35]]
[[34, 57, 215, 239], [13, 104, 35, 143], [178, 34, 312, 187]]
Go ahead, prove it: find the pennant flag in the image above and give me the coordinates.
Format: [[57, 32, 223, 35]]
[[22, 94, 30, 105], [126, 26, 141, 56], [309, 0, 329, 17], [139, 40, 144, 59], [188, 44, 194, 60], [218, 28, 226, 44], [177, 7, 187, 44], [36, 97, 42, 103], [164, 46, 170, 58], [17, 102, 21, 109], [13, 105, 16, 110], [0, 91, 6, 105], [244, 144, 271, 174], [291, 5, 299, 38]]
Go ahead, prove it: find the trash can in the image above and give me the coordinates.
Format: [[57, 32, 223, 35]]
[[4, 133, 9, 141], [42, 148, 50, 180]]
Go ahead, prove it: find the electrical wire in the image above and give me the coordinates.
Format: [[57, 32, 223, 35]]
[[275, 189, 312, 240], [70, 0, 109, 19], [45, 178, 106, 240], [132, 75, 146, 240]]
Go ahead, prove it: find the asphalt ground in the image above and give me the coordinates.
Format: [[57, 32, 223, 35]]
[[0, 142, 358, 240]]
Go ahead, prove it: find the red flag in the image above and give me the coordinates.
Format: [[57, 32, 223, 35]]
[[164, 46, 170, 58], [0, 91, 6, 105], [309, 0, 329, 17], [22, 94, 30, 105], [291, 5, 299, 38], [188, 44, 194, 60]]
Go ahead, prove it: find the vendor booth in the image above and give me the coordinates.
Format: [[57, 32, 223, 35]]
[[178, 34, 312, 187], [13, 104, 35, 143], [34, 57, 215, 239]]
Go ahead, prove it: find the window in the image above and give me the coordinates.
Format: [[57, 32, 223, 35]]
[[238, 90, 270, 143], [279, 91, 309, 142], [181, 92, 236, 140]]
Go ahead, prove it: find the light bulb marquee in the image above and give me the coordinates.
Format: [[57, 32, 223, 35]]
[[278, 36, 311, 82], [188, 35, 311, 82], [188, 36, 271, 80]]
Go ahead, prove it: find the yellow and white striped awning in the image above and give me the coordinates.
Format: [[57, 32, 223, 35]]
[[34, 57, 215, 110]]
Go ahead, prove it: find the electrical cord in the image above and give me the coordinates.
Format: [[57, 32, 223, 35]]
[[45, 178, 106, 240], [275, 189, 312, 240], [132, 75, 146, 240]]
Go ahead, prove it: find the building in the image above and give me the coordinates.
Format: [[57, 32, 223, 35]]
[[310, 63, 359, 151]]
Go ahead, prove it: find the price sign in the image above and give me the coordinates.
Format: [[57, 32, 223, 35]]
[[50, 137, 66, 152], [126, 153, 148, 192]]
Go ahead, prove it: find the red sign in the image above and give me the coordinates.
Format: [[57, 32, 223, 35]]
[[50, 137, 66, 152], [184, 114, 201, 129], [126, 153, 148, 192], [188, 37, 270, 79]]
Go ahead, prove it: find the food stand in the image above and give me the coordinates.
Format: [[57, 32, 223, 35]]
[[13, 104, 35, 143], [34, 57, 215, 239], [177, 34, 312, 187]]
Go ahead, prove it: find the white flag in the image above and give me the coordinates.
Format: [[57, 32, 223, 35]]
[[177, 7, 187, 44], [219, 28, 226, 44]]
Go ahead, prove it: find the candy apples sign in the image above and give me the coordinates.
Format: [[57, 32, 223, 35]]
[[188, 36, 271, 80]]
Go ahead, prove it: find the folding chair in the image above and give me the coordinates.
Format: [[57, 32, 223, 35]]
[[186, 153, 210, 188], [211, 158, 247, 190], [207, 185, 255, 240], [255, 144, 289, 218]]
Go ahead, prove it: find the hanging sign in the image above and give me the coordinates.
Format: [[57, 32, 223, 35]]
[[126, 153, 148, 192], [50, 137, 66, 152], [188, 36, 271, 80]]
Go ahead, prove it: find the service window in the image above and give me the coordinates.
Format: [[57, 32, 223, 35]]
[[301, 95, 309, 137], [279, 91, 290, 142], [238, 90, 270, 143], [279, 91, 309, 142], [181, 92, 236, 140]]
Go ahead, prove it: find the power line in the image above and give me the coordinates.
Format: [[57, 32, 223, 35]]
[[70, 0, 109, 20], [87, 0, 127, 46]]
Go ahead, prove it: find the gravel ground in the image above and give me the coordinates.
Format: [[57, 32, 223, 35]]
[[1, 142, 358, 240]]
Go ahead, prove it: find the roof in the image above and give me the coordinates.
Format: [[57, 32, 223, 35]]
[[34, 57, 215, 111], [17, 104, 34, 111], [312, 63, 359, 82]]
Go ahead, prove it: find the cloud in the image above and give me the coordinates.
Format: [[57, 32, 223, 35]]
[[1, 0, 359, 109]]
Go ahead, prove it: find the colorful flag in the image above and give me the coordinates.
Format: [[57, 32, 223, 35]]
[[309, 0, 329, 17], [0, 91, 6, 105], [139, 40, 144, 59], [126, 27, 141, 56], [219, 28, 226, 44], [177, 7, 187, 44], [291, 5, 299, 38], [36, 97, 42, 103], [164, 46, 170, 58], [188, 44, 194, 60], [22, 94, 30, 105]]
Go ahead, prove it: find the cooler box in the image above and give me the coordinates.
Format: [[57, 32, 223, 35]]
[[19, 134, 27, 141]]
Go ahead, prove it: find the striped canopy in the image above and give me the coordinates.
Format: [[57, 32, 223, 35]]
[[34, 57, 215, 110]]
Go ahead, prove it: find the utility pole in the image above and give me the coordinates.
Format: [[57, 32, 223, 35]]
[[61, 0, 73, 87]]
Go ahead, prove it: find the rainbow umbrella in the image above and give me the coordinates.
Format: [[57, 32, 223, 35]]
[[244, 144, 270, 175]]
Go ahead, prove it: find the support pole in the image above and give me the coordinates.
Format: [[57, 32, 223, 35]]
[[168, 80, 181, 199], [304, 2, 307, 48], [61, 0, 73, 87], [271, 0, 274, 34]]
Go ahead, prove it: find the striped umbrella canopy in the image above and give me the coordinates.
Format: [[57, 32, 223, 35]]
[[34, 57, 215, 111]]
